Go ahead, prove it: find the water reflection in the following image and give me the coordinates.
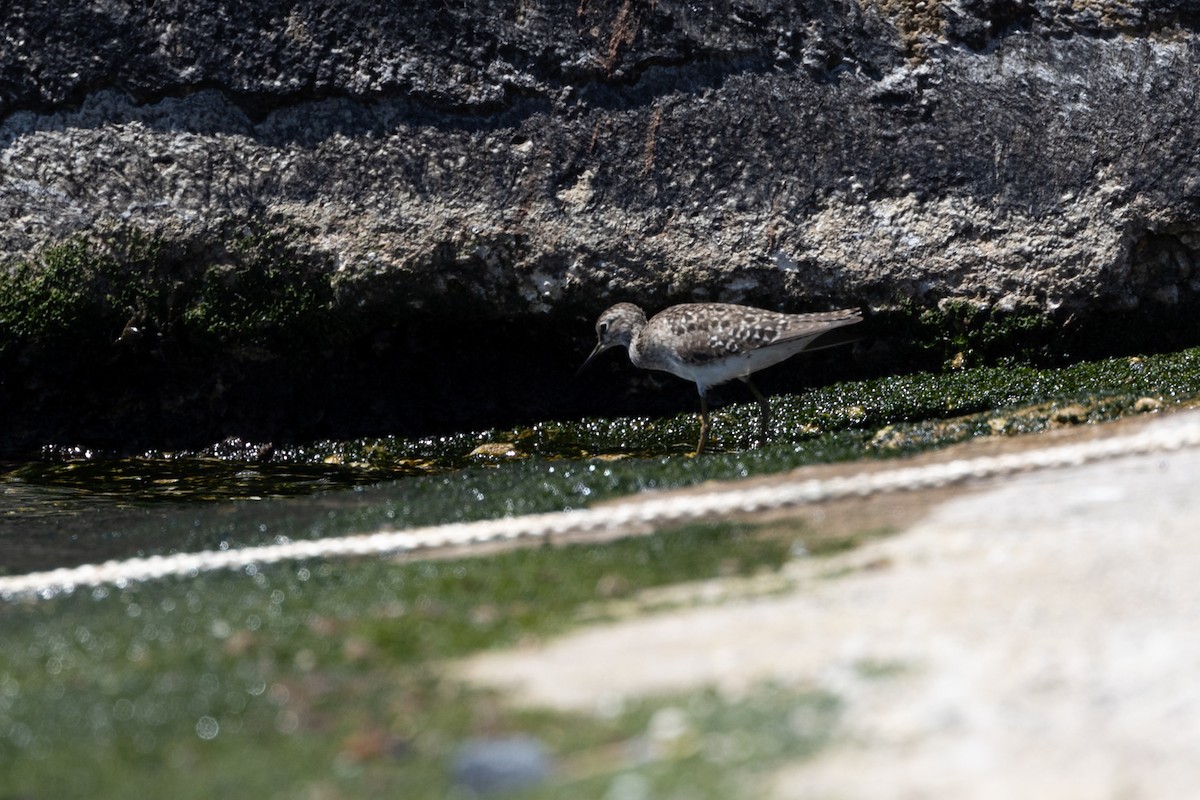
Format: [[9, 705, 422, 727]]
[[0, 447, 656, 577], [5, 458, 398, 504], [0, 406, 852, 577]]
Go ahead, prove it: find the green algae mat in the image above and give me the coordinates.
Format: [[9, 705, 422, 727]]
[[4, 346, 1200, 798]]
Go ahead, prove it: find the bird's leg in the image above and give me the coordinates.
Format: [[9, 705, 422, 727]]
[[740, 376, 770, 444], [695, 391, 710, 456]]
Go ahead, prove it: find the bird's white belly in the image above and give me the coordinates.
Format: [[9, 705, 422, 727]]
[[657, 354, 756, 393], [648, 342, 815, 393]]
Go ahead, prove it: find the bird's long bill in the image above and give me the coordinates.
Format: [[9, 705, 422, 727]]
[[577, 341, 608, 376]]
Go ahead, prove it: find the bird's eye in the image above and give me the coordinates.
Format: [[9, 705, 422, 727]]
[[598, 322, 609, 335]]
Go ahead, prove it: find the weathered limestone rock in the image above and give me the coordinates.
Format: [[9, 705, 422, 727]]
[[1, 1, 1199, 448]]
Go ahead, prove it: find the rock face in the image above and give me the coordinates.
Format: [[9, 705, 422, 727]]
[[2, 0, 1199, 449]]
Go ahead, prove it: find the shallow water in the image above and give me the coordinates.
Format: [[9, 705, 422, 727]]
[[0, 430, 867, 575]]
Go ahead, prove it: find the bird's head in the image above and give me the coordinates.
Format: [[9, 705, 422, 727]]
[[578, 302, 647, 373]]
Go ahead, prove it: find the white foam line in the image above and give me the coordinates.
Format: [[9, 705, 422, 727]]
[[5, 413, 1200, 601]]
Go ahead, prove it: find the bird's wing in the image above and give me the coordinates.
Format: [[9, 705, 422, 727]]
[[651, 305, 860, 366], [771, 309, 862, 345]]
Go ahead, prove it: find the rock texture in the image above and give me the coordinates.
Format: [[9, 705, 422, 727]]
[[2, 1, 1200, 448]]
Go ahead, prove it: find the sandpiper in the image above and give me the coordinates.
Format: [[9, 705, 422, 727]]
[[581, 302, 862, 454]]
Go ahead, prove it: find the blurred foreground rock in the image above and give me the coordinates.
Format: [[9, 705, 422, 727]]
[[459, 409, 1200, 798]]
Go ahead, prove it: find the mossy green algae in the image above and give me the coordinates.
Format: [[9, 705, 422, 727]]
[[0, 227, 336, 362], [0, 522, 835, 799]]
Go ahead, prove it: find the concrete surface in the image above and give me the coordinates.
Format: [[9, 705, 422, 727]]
[[459, 410, 1200, 798]]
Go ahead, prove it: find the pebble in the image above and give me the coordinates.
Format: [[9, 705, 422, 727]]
[[450, 735, 551, 795]]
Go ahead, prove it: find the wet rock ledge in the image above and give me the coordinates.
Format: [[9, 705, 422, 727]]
[[2, 0, 1200, 452]]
